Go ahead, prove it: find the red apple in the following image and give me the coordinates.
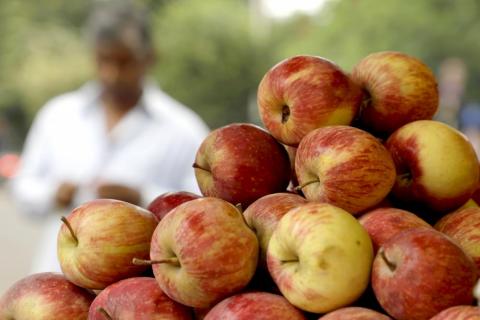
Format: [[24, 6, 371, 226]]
[[243, 192, 307, 269], [429, 305, 480, 320], [295, 125, 395, 214], [193, 123, 290, 208], [204, 292, 306, 320], [267, 202, 373, 313], [147, 191, 201, 221], [435, 207, 480, 272], [57, 199, 157, 289], [143, 197, 258, 308], [385, 120, 479, 213], [358, 207, 432, 254], [88, 277, 192, 319], [0, 272, 95, 319], [372, 228, 478, 320], [257, 55, 363, 146], [318, 307, 392, 320], [351, 51, 438, 135]]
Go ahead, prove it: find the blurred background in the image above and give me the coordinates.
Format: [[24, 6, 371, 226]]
[[1, 0, 480, 292]]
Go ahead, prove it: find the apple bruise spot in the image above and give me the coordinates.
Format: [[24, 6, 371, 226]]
[[281, 105, 290, 123], [379, 249, 396, 272]]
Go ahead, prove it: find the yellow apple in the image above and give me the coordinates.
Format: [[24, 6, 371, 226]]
[[267, 202, 373, 313]]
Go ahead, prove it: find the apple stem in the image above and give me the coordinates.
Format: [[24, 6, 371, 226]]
[[235, 203, 243, 213], [379, 249, 397, 272], [60, 216, 78, 245], [132, 257, 180, 266], [98, 307, 113, 320], [294, 179, 320, 191], [192, 163, 210, 173], [358, 90, 372, 118], [398, 171, 413, 184]]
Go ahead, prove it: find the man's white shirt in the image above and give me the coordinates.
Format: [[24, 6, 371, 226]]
[[10, 81, 210, 273]]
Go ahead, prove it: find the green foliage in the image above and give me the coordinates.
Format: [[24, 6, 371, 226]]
[[152, 0, 275, 129]]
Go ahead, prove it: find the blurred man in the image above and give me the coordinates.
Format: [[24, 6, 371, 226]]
[[10, 1, 209, 273]]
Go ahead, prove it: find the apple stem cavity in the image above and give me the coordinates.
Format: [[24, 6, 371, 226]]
[[132, 257, 180, 266], [61, 216, 78, 245], [294, 178, 320, 191], [192, 163, 210, 173], [281, 105, 290, 123], [358, 90, 372, 118], [398, 171, 413, 185], [98, 307, 113, 320], [379, 249, 397, 272]]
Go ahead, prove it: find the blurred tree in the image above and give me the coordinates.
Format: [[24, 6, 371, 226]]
[[152, 0, 276, 129]]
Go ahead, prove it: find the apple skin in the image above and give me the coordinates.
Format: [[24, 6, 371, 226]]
[[358, 207, 432, 254], [295, 125, 395, 214], [257, 55, 363, 146], [372, 228, 478, 320], [88, 277, 192, 319], [435, 207, 480, 272], [351, 51, 438, 136], [429, 305, 480, 320], [267, 202, 373, 313], [318, 307, 392, 320], [204, 292, 306, 320], [0, 272, 95, 320], [243, 192, 307, 269], [193, 123, 291, 208], [57, 199, 158, 289], [150, 197, 258, 308], [147, 191, 201, 221], [385, 120, 480, 214]]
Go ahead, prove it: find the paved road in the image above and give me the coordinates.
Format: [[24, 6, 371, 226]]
[[0, 185, 43, 294]]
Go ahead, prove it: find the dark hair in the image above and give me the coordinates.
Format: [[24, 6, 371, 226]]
[[86, 1, 152, 57]]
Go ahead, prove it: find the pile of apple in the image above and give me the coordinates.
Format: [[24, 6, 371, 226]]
[[1, 51, 480, 320]]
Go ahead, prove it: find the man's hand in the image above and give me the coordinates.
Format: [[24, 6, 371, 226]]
[[55, 182, 77, 208], [96, 183, 141, 205]]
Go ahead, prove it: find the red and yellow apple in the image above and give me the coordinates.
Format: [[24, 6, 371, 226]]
[[351, 51, 438, 135], [88, 277, 192, 319], [204, 292, 306, 320], [358, 207, 432, 254], [435, 207, 480, 272], [429, 305, 480, 320], [146, 197, 258, 308], [57, 199, 157, 289], [257, 55, 363, 146], [385, 120, 479, 213], [295, 125, 395, 214], [318, 307, 392, 320], [193, 123, 290, 208], [372, 228, 478, 320], [243, 192, 307, 269], [0, 273, 95, 319], [267, 202, 373, 313]]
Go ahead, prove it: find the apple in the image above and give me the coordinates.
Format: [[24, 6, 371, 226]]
[[147, 191, 201, 221], [358, 207, 432, 254], [295, 125, 395, 214], [138, 197, 258, 308], [435, 207, 480, 272], [57, 199, 157, 289], [193, 123, 290, 208], [318, 307, 392, 320], [351, 51, 438, 136], [243, 192, 307, 269], [88, 277, 192, 319], [372, 228, 478, 320], [0, 272, 95, 319], [385, 120, 479, 213], [204, 292, 306, 320], [429, 305, 480, 320], [257, 55, 363, 146], [267, 202, 373, 313]]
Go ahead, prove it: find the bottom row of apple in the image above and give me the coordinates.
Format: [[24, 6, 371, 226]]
[[0, 196, 479, 319]]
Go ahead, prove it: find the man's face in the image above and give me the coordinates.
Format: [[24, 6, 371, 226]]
[[95, 42, 152, 101]]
